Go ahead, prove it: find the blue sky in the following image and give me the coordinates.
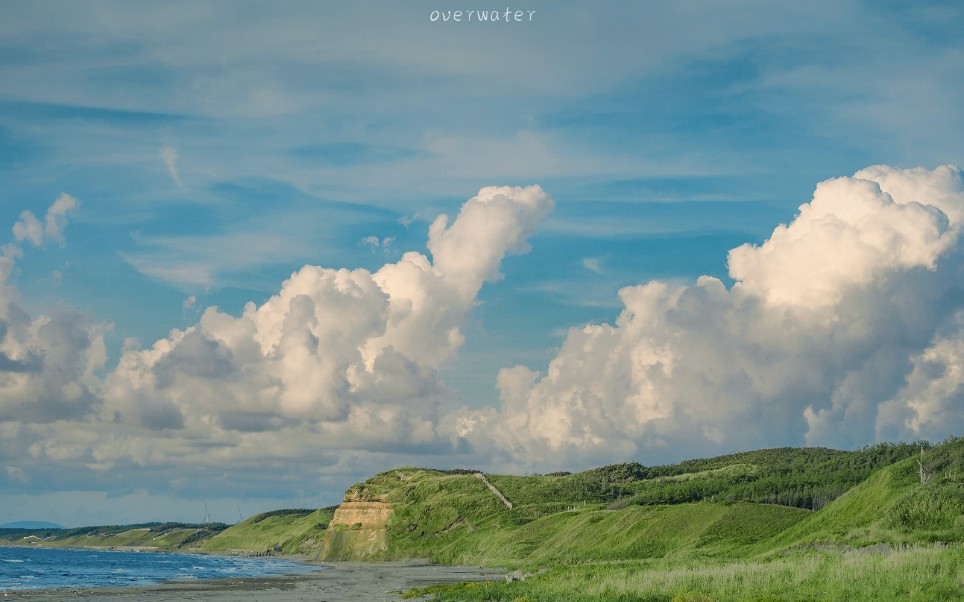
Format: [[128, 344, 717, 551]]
[[1, 1, 962, 526]]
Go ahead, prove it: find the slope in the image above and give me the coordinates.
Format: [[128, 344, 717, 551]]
[[200, 507, 336, 556]]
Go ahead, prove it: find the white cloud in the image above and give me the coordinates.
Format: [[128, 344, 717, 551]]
[[12, 211, 42, 247], [360, 235, 394, 254], [874, 321, 964, 439], [160, 146, 182, 187], [398, 213, 420, 228], [4, 170, 964, 501], [44, 193, 80, 245], [728, 168, 956, 309], [0, 197, 105, 425], [581, 257, 602, 274], [91, 185, 552, 455], [10, 193, 79, 250], [449, 166, 964, 469], [0, 185, 552, 499]]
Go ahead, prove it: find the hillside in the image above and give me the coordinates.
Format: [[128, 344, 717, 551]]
[[2, 438, 960, 600], [0, 522, 228, 551], [326, 438, 962, 601], [0, 509, 337, 557], [200, 507, 337, 556], [317, 440, 959, 565]]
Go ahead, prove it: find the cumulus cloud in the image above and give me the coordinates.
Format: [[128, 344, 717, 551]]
[[449, 165, 964, 470], [95, 185, 552, 448], [0, 196, 105, 424], [12, 211, 42, 247], [11, 193, 79, 249], [0, 185, 552, 497]]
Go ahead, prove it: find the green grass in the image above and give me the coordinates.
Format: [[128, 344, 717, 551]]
[[484, 443, 922, 512], [200, 506, 336, 555], [383, 438, 962, 601], [0, 509, 337, 556], [0, 522, 229, 550], [383, 501, 809, 568], [410, 545, 963, 602], [767, 439, 963, 550]]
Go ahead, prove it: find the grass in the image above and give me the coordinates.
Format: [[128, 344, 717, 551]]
[[0, 522, 229, 550], [410, 545, 962, 602], [766, 442, 963, 551], [483, 443, 922, 512], [387, 438, 962, 601], [382, 501, 809, 568], [199, 506, 336, 555]]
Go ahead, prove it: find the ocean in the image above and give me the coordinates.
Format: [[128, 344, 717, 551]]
[[0, 546, 321, 591]]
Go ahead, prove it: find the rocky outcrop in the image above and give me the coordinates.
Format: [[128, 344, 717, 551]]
[[329, 501, 394, 527]]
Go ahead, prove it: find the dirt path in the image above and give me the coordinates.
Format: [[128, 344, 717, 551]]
[[474, 473, 513, 509]]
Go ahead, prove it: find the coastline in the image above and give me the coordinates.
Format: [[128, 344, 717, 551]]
[[1, 561, 505, 601]]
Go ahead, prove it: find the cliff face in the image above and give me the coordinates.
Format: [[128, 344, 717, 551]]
[[329, 501, 394, 527], [318, 501, 394, 560]]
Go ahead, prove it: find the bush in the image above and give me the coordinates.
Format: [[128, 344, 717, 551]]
[[884, 483, 964, 532]]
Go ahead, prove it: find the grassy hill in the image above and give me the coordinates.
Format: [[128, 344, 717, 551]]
[[0, 522, 228, 550], [327, 440, 958, 565], [486, 442, 923, 510], [0, 509, 338, 558], [200, 507, 336, 556], [348, 438, 963, 601], [2, 438, 960, 600], [769, 439, 963, 549]]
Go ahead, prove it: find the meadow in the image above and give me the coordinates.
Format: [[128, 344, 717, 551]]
[[405, 545, 961, 601]]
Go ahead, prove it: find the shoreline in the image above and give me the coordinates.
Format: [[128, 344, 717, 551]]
[[1, 561, 505, 601]]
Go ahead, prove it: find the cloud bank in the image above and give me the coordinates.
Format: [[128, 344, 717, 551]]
[[450, 165, 964, 469], [0, 194, 103, 424], [1, 186, 553, 495], [1, 168, 962, 503]]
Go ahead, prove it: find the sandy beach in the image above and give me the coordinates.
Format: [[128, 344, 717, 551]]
[[1, 562, 505, 601]]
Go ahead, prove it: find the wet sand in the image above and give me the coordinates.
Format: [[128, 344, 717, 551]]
[[1, 562, 505, 601]]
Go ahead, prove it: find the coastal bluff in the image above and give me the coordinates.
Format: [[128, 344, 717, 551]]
[[318, 498, 394, 561]]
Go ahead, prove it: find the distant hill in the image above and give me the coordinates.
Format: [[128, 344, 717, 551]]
[[0, 521, 63, 529]]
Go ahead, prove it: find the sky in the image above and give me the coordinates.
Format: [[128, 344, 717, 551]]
[[1, 1, 962, 527]]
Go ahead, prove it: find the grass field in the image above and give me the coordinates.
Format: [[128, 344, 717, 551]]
[[406, 545, 962, 601], [199, 507, 336, 555]]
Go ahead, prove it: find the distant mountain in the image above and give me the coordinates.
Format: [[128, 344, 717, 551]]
[[0, 521, 63, 529]]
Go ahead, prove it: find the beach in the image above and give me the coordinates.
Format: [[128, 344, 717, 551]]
[[1, 562, 505, 601]]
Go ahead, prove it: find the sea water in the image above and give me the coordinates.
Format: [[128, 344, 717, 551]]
[[0, 546, 320, 591]]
